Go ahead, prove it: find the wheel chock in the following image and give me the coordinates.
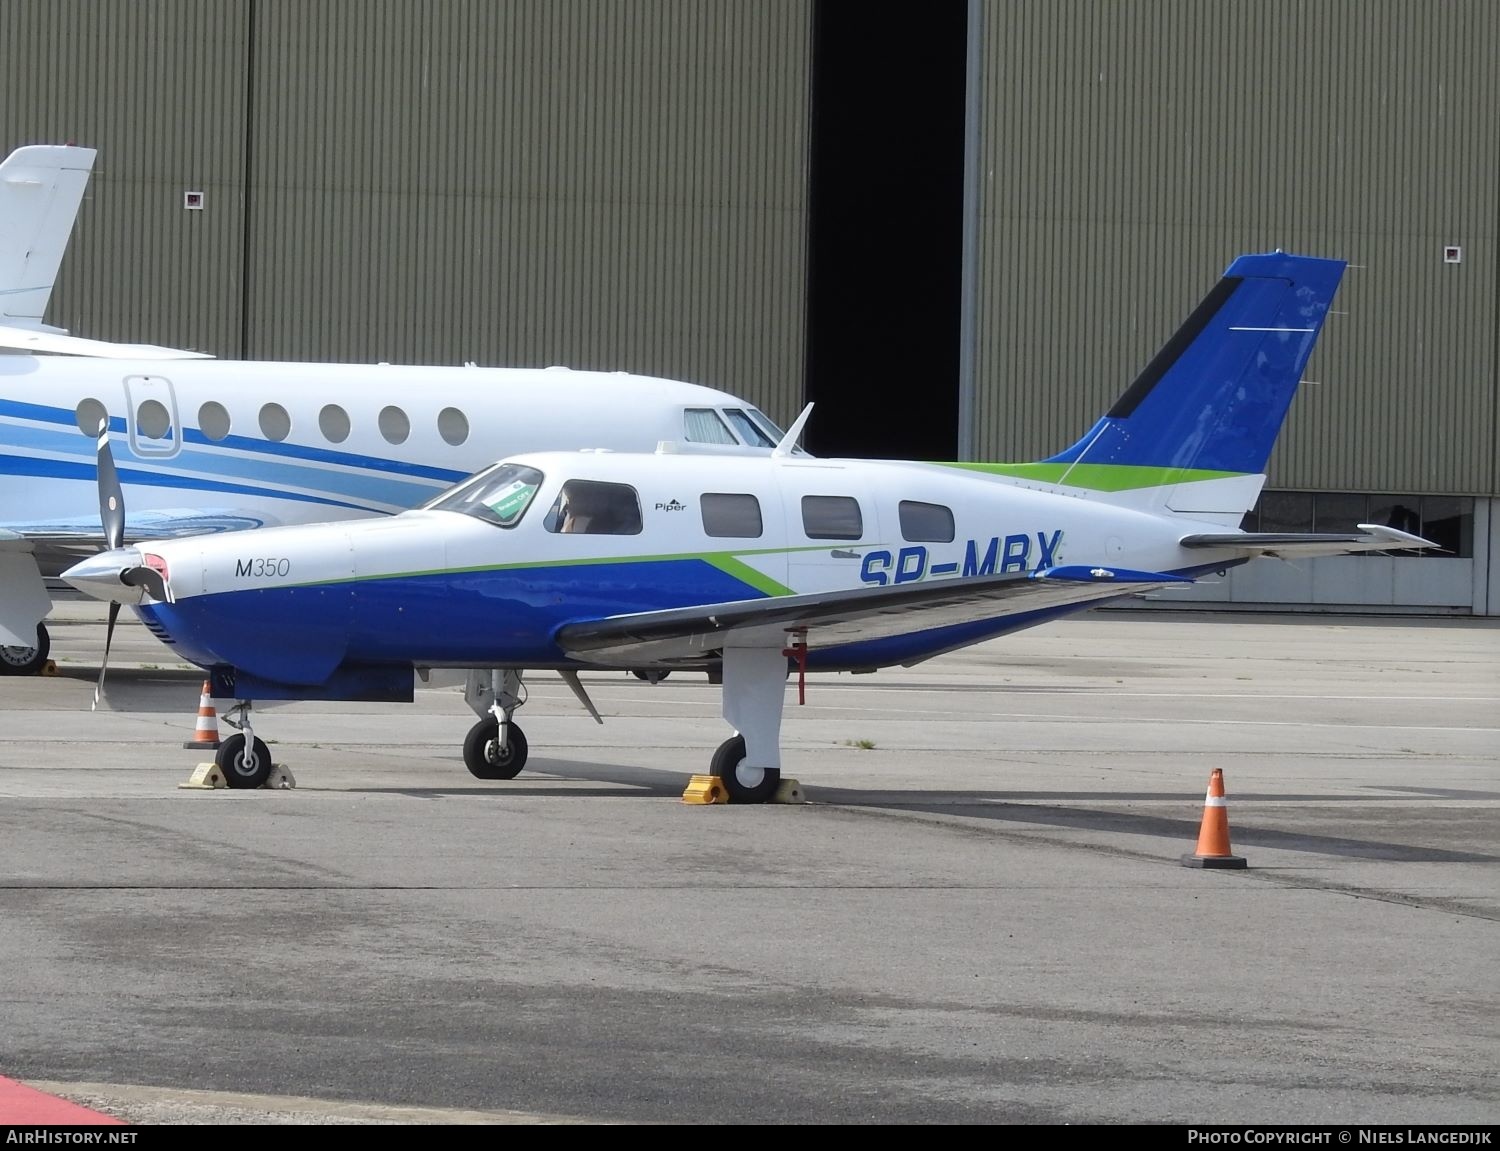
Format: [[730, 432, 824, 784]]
[[179, 763, 226, 790], [682, 774, 728, 804], [773, 778, 806, 804], [266, 764, 296, 789], [39, 660, 59, 677]]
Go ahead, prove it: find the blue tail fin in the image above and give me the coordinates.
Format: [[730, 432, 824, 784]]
[[1046, 250, 1346, 476]]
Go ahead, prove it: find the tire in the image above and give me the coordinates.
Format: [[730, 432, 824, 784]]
[[463, 718, 528, 780], [0, 623, 50, 676], [631, 669, 671, 683], [216, 734, 273, 789], [711, 734, 780, 804]]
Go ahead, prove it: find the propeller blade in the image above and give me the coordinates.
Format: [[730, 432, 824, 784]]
[[94, 600, 120, 711], [95, 417, 125, 552]]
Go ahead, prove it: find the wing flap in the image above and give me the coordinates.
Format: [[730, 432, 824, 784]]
[[556, 565, 1189, 667], [1179, 523, 1436, 559]]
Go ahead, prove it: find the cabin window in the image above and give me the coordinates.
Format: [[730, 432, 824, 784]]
[[198, 401, 231, 441], [544, 480, 642, 535], [379, 405, 410, 445], [423, 462, 543, 529], [135, 399, 172, 440], [801, 495, 862, 540], [438, 406, 469, 446], [75, 398, 108, 437], [701, 493, 763, 538], [258, 403, 291, 443], [319, 404, 351, 444], [899, 500, 955, 543], [684, 409, 737, 445], [723, 408, 777, 447]]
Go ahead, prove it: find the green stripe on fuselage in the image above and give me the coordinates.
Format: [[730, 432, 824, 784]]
[[296, 545, 807, 594], [936, 462, 1244, 491]]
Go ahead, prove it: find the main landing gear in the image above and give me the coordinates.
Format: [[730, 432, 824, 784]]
[[0, 623, 51, 676], [709, 645, 792, 804], [452, 653, 794, 804]]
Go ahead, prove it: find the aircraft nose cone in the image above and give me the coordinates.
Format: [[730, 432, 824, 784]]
[[61, 548, 146, 604]]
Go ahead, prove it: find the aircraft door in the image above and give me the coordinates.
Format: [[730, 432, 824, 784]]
[[123, 375, 182, 459], [777, 465, 880, 594]]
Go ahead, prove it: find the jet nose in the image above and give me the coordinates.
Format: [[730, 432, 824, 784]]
[[62, 548, 147, 604]]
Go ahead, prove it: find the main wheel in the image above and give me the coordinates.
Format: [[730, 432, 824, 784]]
[[711, 735, 781, 804], [631, 669, 671, 683], [463, 718, 528, 780], [0, 623, 50, 676], [216, 733, 273, 789]]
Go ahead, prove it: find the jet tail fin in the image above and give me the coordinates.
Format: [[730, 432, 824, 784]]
[[0, 144, 97, 328]]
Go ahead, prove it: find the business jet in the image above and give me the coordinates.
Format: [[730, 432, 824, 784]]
[[64, 251, 1435, 800], [0, 279, 791, 673]]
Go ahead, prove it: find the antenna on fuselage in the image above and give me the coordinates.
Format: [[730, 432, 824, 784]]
[[772, 403, 814, 458]]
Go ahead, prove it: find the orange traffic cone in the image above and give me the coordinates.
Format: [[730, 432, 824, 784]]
[[1181, 768, 1247, 869], [181, 680, 221, 750]]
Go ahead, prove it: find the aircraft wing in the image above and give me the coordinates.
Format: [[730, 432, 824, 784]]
[[1179, 523, 1437, 559], [555, 565, 1189, 667], [0, 323, 214, 359], [0, 510, 267, 573]]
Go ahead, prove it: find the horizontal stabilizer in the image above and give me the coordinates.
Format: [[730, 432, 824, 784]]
[[0, 324, 214, 359], [1179, 523, 1436, 559]]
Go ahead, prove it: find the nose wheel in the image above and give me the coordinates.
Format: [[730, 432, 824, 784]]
[[216, 733, 273, 789], [464, 718, 528, 780]]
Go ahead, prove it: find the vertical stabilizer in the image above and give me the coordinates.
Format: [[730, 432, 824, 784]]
[[0, 144, 97, 329]]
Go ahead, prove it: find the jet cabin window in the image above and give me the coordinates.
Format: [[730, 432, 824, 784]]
[[899, 500, 955, 543], [801, 495, 863, 540], [423, 463, 543, 528], [545, 480, 642, 535]]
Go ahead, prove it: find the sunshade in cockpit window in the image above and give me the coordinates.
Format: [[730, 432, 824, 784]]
[[424, 463, 544, 528]]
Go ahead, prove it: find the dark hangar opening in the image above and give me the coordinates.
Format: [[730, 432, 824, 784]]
[[803, 1, 967, 460]]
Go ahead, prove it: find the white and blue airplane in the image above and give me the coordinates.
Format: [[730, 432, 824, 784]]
[[64, 250, 1434, 800], [0, 143, 793, 676]]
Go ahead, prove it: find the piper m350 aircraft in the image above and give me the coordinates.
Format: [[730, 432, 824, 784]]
[[64, 251, 1434, 799]]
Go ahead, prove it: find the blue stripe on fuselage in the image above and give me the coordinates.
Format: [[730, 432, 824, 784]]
[[0, 453, 385, 514], [0, 400, 458, 510], [138, 558, 772, 679]]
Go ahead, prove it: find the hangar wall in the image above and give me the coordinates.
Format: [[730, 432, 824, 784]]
[[0, 0, 813, 427], [974, 0, 1499, 499], [971, 0, 1498, 615]]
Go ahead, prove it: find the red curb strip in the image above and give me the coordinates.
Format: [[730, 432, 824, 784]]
[[0, 1077, 125, 1125]]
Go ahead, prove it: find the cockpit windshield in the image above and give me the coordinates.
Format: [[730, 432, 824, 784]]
[[723, 408, 779, 447], [423, 462, 543, 528]]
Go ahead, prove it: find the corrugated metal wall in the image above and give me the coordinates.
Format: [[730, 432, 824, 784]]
[[2, 0, 811, 426], [976, 0, 1499, 496], [0, 0, 249, 355]]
